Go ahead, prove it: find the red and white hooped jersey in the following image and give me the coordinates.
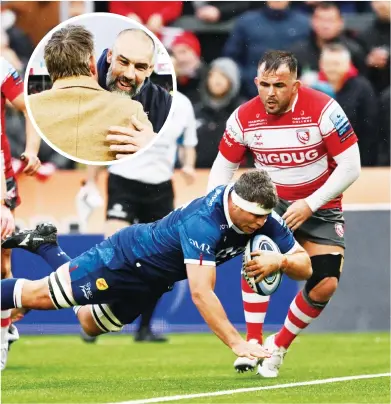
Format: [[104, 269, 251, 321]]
[[219, 86, 358, 210], [1, 57, 24, 178]]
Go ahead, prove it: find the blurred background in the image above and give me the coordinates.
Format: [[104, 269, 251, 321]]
[[1, 1, 389, 335]]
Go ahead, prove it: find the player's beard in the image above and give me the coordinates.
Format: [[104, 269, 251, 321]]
[[106, 64, 142, 98]]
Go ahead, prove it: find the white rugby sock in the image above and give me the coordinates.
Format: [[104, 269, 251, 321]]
[[1, 310, 11, 349]]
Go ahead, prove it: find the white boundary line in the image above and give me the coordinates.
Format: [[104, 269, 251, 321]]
[[113, 373, 391, 404], [343, 203, 390, 211]]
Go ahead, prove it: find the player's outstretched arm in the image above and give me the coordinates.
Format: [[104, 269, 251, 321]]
[[186, 263, 269, 360], [245, 244, 312, 282]]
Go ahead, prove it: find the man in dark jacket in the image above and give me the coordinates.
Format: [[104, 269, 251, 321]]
[[357, 1, 390, 94], [223, 1, 310, 99], [290, 2, 366, 76], [97, 29, 171, 133], [319, 43, 378, 166]]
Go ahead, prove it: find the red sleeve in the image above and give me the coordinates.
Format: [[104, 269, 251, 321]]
[[219, 129, 247, 163], [109, 1, 136, 17], [158, 2, 183, 24], [2, 71, 23, 102], [323, 128, 358, 158], [218, 108, 248, 163]]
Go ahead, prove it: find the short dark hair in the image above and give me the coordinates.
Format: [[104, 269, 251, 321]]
[[234, 170, 278, 210], [258, 50, 298, 76], [44, 25, 94, 82], [313, 1, 341, 14]]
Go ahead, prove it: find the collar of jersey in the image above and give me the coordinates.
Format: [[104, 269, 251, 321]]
[[223, 184, 245, 235]]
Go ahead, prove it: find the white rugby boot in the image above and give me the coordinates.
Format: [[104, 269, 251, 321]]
[[257, 334, 287, 378], [233, 339, 260, 373]]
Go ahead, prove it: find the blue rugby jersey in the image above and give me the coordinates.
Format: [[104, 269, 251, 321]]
[[107, 185, 297, 285]]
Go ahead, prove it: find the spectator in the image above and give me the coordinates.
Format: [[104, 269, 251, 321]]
[[377, 87, 390, 166], [1, 10, 34, 71], [223, 1, 310, 99], [290, 2, 366, 76], [171, 31, 207, 104], [109, 1, 183, 35], [194, 57, 242, 168], [193, 1, 253, 23], [357, 1, 390, 94], [319, 43, 378, 166]]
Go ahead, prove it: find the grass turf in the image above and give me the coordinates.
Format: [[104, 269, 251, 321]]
[[2, 332, 390, 403]]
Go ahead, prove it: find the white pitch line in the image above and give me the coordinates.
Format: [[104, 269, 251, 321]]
[[113, 373, 391, 404]]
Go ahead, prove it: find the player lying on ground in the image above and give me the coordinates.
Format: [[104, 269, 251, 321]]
[[1, 170, 312, 361]]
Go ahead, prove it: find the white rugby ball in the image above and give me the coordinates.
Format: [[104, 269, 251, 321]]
[[242, 234, 283, 296]]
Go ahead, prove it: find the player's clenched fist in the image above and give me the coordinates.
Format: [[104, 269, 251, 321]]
[[231, 340, 271, 360], [282, 199, 313, 231]]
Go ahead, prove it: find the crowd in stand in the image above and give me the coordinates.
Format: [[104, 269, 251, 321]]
[[2, 1, 390, 170]]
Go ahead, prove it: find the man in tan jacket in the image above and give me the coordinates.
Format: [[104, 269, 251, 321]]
[[28, 24, 152, 162]]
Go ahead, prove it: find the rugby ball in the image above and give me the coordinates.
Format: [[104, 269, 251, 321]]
[[241, 235, 283, 296]]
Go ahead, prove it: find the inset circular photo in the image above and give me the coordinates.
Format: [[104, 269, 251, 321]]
[[25, 12, 175, 165]]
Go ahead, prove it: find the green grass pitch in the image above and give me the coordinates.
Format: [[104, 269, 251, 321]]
[[2, 332, 390, 403]]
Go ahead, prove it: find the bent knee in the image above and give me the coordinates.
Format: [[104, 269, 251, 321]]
[[308, 277, 339, 302], [77, 306, 103, 337]]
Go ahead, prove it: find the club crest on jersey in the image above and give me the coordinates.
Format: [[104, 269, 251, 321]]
[[296, 129, 310, 144], [335, 223, 344, 237], [96, 278, 109, 291]]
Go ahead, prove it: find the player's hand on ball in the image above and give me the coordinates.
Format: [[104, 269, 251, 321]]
[[282, 199, 313, 231], [21, 152, 41, 175], [231, 340, 270, 360], [245, 251, 284, 283]]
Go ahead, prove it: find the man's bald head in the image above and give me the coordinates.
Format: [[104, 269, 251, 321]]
[[106, 28, 155, 97], [114, 29, 155, 63]]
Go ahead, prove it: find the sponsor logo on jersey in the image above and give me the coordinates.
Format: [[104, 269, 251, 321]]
[[207, 188, 222, 207], [251, 131, 263, 147], [220, 224, 229, 230], [216, 246, 246, 264], [226, 125, 240, 138], [335, 223, 344, 237], [292, 116, 312, 124], [222, 132, 233, 147], [254, 149, 319, 165], [189, 239, 211, 254], [10, 68, 22, 86], [80, 282, 93, 300], [330, 108, 352, 137], [296, 129, 310, 144], [96, 278, 109, 291]]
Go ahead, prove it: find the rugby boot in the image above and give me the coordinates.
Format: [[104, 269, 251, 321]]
[[2, 223, 58, 252]]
